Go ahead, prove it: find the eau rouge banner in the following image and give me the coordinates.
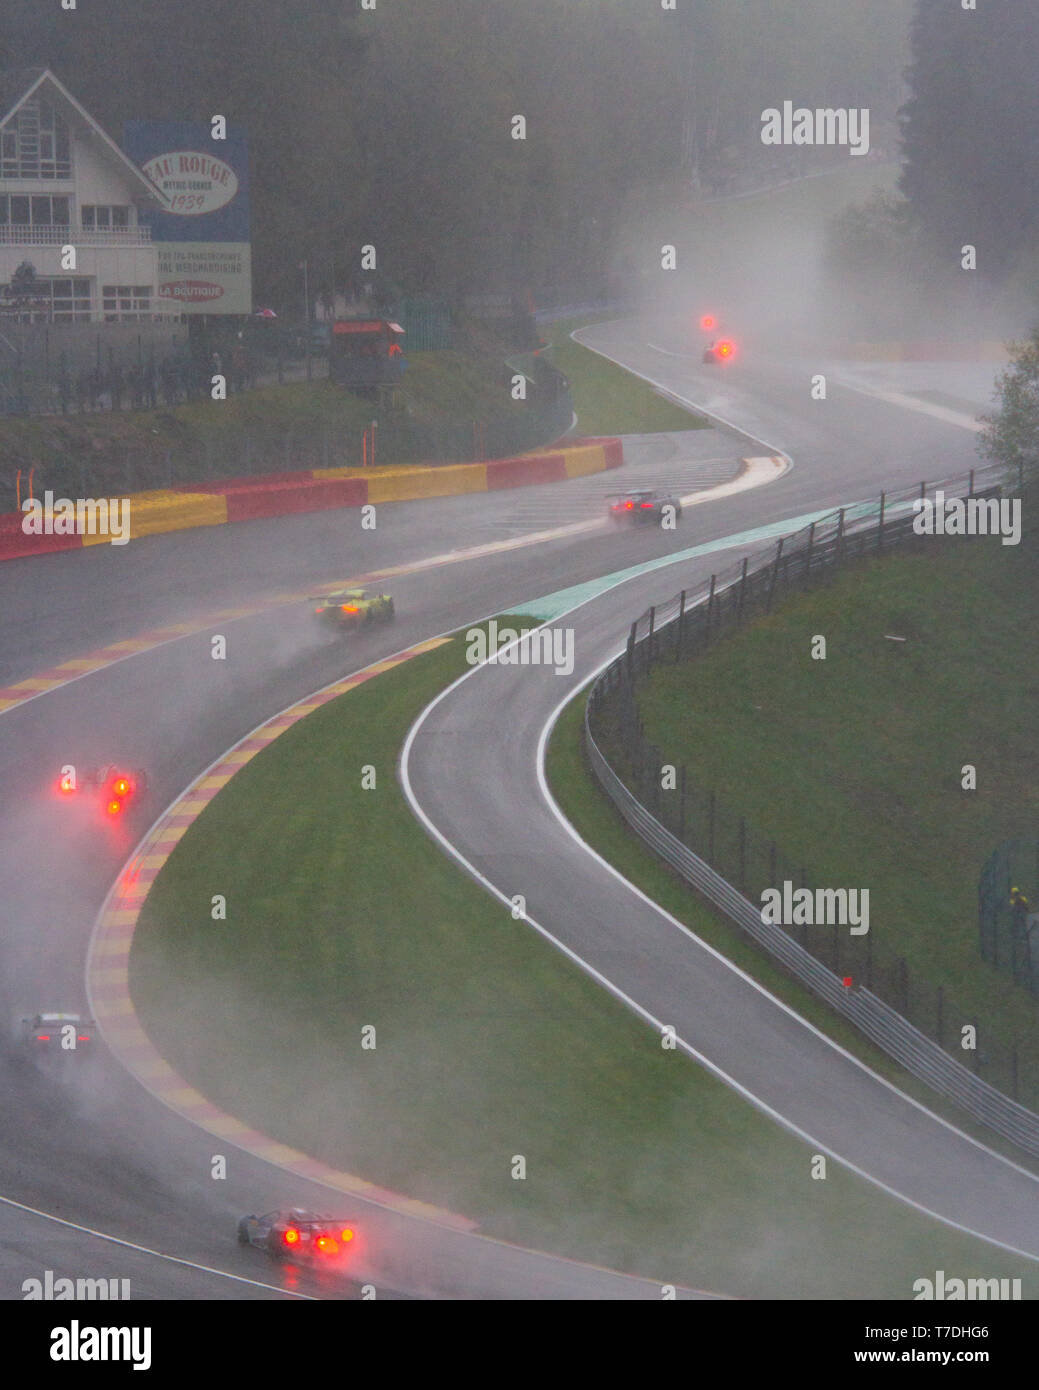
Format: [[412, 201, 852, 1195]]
[[123, 120, 251, 315]]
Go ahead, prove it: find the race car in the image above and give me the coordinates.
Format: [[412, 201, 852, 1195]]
[[58, 764, 148, 817], [702, 338, 736, 364], [313, 587, 395, 631], [20, 1012, 94, 1054], [607, 489, 683, 525], [237, 1209, 357, 1261]]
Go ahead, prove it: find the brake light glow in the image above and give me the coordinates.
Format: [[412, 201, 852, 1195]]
[[77, 1034, 90, 1042], [640, 502, 653, 508], [106, 799, 123, 816], [700, 314, 716, 331], [314, 606, 325, 614], [58, 774, 76, 795], [315, 1235, 339, 1255], [341, 605, 359, 613], [112, 777, 131, 797], [36, 1035, 50, 1042], [283, 1227, 300, 1246], [625, 501, 633, 509], [340, 1228, 355, 1243], [716, 340, 734, 358]]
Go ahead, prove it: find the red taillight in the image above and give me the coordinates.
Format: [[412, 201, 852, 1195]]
[[314, 606, 325, 614], [283, 1227, 300, 1246], [106, 798, 123, 816], [625, 501, 633, 509], [315, 1235, 339, 1255], [35, 1035, 50, 1042], [716, 339, 734, 358], [77, 1034, 90, 1042], [112, 777, 131, 797], [341, 604, 359, 613], [640, 502, 653, 508], [58, 776, 76, 795], [700, 314, 716, 331], [340, 1228, 354, 1243]]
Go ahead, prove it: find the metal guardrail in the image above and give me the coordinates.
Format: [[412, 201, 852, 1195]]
[[584, 461, 1039, 1156]]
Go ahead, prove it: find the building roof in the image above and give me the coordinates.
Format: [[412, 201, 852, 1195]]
[[0, 67, 168, 208]]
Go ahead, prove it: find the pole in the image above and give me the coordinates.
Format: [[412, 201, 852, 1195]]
[[303, 260, 312, 381]]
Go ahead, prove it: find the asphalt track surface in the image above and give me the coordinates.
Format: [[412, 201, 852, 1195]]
[[0, 318, 1020, 1299]]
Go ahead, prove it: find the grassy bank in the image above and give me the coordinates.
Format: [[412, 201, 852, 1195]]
[[563, 530, 1039, 1106], [129, 617, 1036, 1298], [542, 315, 709, 435]]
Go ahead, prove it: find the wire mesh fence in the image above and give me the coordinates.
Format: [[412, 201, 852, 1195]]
[[586, 461, 1039, 1129], [1, 358, 574, 509]]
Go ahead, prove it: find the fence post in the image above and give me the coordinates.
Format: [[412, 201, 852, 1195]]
[[705, 574, 717, 640], [967, 469, 974, 497], [736, 558, 748, 623], [766, 537, 784, 612], [835, 508, 846, 566], [805, 521, 815, 582], [647, 605, 656, 664], [676, 589, 686, 661], [626, 622, 636, 681], [877, 491, 885, 552]]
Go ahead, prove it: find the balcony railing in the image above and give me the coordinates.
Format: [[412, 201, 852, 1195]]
[[0, 224, 152, 246]]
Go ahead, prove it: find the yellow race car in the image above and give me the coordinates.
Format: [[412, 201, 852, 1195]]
[[313, 586, 395, 631]]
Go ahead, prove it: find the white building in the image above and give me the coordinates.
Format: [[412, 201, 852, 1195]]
[[0, 68, 172, 323]]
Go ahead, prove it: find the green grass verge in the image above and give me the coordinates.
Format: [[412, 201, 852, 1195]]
[[130, 617, 1036, 1297], [542, 315, 709, 436], [588, 535, 1039, 1098]]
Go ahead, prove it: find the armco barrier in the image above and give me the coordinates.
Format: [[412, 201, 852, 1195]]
[[82, 489, 228, 543], [485, 452, 567, 490], [0, 510, 82, 561], [0, 436, 623, 562], [362, 464, 488, 504], [220, 477, 367, 524], [584, 460, 1039, 1156]]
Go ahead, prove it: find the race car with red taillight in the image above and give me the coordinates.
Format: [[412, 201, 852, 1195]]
[[606, 489, 683, 525], [702, 338, 736, 364], [20, 1012, 95, 1054], [237, 1209, 358, 1261], [313, 586, 394, 632], [57, 764, 148, 817]]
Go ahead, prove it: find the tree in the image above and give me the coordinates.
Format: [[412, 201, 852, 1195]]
[[978, 329, 1039, 484]]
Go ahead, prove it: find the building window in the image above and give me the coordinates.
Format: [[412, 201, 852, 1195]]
[[0, 98, 72, 179], [0, 195, 72, 233], [1, 276, 92, 323], [81, 205, 133, 230], [102, 285, 152, 321]]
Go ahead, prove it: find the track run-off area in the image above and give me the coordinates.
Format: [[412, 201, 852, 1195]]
[[0, 316, 1019, 1298]]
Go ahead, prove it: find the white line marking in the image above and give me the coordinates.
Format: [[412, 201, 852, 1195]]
[[0, 1192, 313, 1297]]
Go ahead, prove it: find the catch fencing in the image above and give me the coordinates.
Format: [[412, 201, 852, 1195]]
[[585, 461, 1039, 1153]]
